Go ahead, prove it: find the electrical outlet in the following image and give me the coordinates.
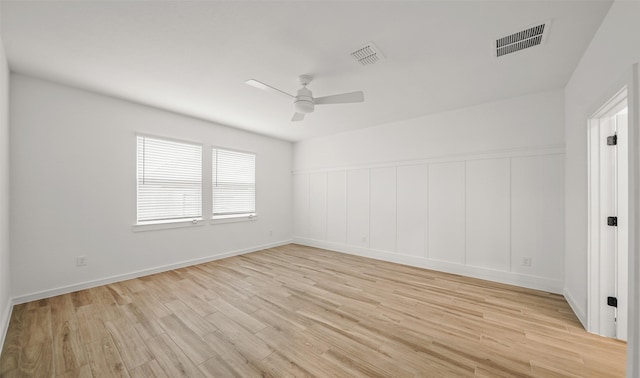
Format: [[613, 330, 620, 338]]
[[269, 230, 273, 236], [361, 236, 367, 243], [76, 256, 87, 267], [522, 257, 532, 267]]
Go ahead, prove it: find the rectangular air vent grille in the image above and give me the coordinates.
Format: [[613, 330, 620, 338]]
[[350, 42, 385, 66], [496, 21, 549, 57]]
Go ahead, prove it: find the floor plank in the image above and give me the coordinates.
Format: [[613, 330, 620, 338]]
[[19, 306, 54, 377], [0, 304, 26, 376], [144, 334, 204, 378], [50, 294, 88, 375], [85, 336, 129, 377]]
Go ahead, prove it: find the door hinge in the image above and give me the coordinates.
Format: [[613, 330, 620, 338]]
[[607, 296, 618, 308], [607, 216, 618, 226], [607, 134, 617, 146]]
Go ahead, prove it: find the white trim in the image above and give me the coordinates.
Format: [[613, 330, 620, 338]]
[[210, 213, 257, 224], [294, 237, 563, 294], [508, 158, 513, 272], [627, 62, 640, 378], [293, 144, 565, 175], [590, 88, 629, 120], [12, 240, 293, 305], [133, 213, 258, 231], [463, 161, 467, 266], [587, 115, 601, 333], [0, 298, 13, 355], [424, 164, 429, 259], [132, 218, 205, 232], [564, 287, 587, 329]]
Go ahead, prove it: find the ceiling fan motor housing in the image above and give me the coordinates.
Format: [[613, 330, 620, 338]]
[[245, 75, 364, 121], [295, 87, 314, 113]]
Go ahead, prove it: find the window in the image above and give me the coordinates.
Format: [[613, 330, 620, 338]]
[[136, 135, 202, 223], [212, 148, 256, 217]]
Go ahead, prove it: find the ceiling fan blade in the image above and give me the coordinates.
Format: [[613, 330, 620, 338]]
[[291, 112, 305, 122], [245, 79, 294, 99], [314, 91, 364, 105]]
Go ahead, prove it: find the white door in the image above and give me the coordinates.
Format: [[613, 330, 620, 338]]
[[598, 115, 617, 338]]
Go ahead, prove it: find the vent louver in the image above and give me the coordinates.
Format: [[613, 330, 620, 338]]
[[350, 42, 385, 66], [496, 21, 550, 57]]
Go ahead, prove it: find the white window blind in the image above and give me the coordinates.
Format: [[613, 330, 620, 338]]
[[212, 148, 256, 216], [137, 135, 202, 223]]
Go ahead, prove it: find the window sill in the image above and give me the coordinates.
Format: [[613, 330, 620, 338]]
[[133, 218, 204, 232], [210, 213, 258, 225]]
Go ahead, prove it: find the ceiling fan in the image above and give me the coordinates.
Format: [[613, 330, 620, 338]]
[[245, 75, 364, 122]]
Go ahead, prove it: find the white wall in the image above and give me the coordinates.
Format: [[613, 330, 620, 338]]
[[293, 89, 566, 293], [9, 74, 293, 300], [0, 18, 12, 346], [294, 90, 565, 171], [563, 0, 640, 326], [563, 1, 640, 373]]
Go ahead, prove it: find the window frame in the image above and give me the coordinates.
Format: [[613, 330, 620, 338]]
[[132, 134, 258, 232], [133, 133, 204, 231], [211, 146, 257, 222]]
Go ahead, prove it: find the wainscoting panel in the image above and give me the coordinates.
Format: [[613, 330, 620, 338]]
[[397, 164, 428, 258], [370, 167, 397, 253], [293, 174, 309, 238], [293, 147, 565, 293], [326, 171, 347, 244], [309, 173, 327, 241], [465, 158, 511, 271], [346, 169, 370, 248], [510, 154, 564, 278], [428, 161, 466, 264]]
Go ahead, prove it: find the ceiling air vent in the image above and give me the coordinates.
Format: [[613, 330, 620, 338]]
[[350, 42, 385, 66], [495, 21, 550, 57]]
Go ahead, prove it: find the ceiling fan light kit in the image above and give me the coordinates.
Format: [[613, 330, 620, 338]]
[[294, 76, 314, 114], [245, 74, 364, 122], [294, 97, 314, 114]]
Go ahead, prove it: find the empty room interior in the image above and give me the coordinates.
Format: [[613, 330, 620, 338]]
[[0, 0, 639, 377]]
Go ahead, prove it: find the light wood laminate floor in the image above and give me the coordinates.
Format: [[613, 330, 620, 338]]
[[0, 244, 626, 377]]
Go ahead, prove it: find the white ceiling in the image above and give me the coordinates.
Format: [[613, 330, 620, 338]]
[[0, 1, 612, 142]]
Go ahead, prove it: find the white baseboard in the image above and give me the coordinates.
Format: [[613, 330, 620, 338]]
[[12, 240, 293, 305], [0, 297, 12, 354], [563, 287, 587, 329], [294, 237, 564, 294]]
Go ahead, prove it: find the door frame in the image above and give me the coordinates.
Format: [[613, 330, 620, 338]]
[[627, 62, 640, 378], [587, 87, 627, 337]]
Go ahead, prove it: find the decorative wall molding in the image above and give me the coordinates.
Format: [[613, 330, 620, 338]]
[[293, 144, 566, 296]]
